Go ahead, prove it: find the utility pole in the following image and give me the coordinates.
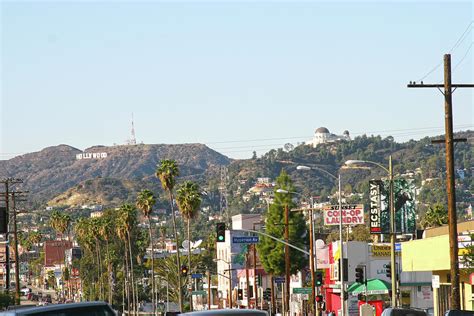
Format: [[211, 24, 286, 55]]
[[284, 204, 290, 316], [1, 178, 23, 294], [253, 244, 258, 309], [11, 191, 27, 304], [408, 54, 474, 310]]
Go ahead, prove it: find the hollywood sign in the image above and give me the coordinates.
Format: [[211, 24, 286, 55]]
[[76, 152, 108, 160]]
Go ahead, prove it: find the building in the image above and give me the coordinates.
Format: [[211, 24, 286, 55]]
[[322, 241, 432, 315], [402, 220, 474, 316], [306, 127, 351, 147], [216, 214, 268, 309], [44, 240, 73, 267]]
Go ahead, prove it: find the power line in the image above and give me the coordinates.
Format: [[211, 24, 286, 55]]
[[453, 41, 473, 73], [418, 21, 473, 82]]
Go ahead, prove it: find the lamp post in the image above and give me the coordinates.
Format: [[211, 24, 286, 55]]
[[345, 156, 397, 307], [277, 189, 317, 315], [297, 166, 345, 316]]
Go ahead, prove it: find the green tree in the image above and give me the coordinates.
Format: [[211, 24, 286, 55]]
[[156, 159, 184, 312], [136, 189, 157, 312], [256, 170, 308, 276], [421, 203, 448, 228], [176, 181, 202, 311]]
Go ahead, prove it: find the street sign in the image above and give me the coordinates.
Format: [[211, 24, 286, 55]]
[[192, 290, 207, 296], [395, 243, 401, 252], [274, 277, 285, 284], [293, 287, 312, 294], [432, 275, 440, 289], [232, 236, 259, 243], [191, 273, 203, 279]]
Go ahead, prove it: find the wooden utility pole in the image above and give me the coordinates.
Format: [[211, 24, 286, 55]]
[[408, 54, 474, 310], [284, 204, 290, 316], [11, 191, 27, 304]]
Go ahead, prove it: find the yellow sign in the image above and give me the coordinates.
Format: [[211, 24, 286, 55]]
[[372, 244, 391, 257]]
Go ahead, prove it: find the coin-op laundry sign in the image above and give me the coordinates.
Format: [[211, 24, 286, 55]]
[[323, 204, 364, 225]]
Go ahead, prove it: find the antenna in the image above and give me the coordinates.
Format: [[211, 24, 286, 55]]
[[129, 113, 137, 145]]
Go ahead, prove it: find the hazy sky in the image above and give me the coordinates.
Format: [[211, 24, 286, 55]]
[[1, 1, 473, 160]]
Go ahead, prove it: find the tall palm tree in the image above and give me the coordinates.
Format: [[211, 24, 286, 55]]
[[176, 181, 202, 311], [117, 204, 138, 314], [75, 218, 96, 300], [97, 215, 113, 303], [136, 189, 157, 314], [156, 159, 184, 312], [49, 210, 71, 240]]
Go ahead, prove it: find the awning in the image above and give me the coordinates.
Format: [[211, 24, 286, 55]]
[[347, 278, 391, 295]]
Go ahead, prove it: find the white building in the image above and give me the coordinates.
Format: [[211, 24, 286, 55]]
[[216, 214, 263, 308], [306, 127, 351, 147]]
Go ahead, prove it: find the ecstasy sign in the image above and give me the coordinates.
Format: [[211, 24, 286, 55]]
[[323, 205, 364, 226]]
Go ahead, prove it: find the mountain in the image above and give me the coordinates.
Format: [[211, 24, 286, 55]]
[[0, 143, 231, 206]]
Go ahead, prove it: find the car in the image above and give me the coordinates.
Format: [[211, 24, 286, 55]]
[[20, 288, 31, 296], [179, 309, 268, 316], [381, 307, 427, 316], [0, 301, 116, 315]]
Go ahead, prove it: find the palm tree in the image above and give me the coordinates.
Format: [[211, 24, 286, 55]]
[[117, 204, 138, 314], [49, 210, 71, 240], [136, 189, 157, 313], [97, 215, 113, 303], [156, 159, 184, 312], [176, 181, 202, 311]]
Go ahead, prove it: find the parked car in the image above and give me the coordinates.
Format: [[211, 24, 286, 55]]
[[0, 301, 116, 315], [445, 311, 474, 316], [180, 310, 268, 316], [20, 288, 31, 296], [381, 308, 427, 316]]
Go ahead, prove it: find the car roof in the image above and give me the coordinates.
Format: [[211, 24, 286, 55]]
[[0, 301, 112, 315], [180, 309, 268, 316]]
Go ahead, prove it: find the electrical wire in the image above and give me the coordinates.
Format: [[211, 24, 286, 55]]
[[453, 41, 473, 73], [417, 21, 473, 82]]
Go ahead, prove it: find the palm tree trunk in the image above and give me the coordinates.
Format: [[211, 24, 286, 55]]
[[187, 218, 193, 311], [127, 231, 137, 315], [106, 239, 113, 304], [124, 248, 130, 314], [95, 242, 102, 300], [147, 217, 155, 315], [168, 191, 183, 313]]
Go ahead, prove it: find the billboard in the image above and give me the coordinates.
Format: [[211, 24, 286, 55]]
[[323, 204, 364, 226], [369, 179, 416, 234]]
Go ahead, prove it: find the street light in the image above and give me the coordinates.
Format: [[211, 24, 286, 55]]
[[345, 156, 397, 307], [276, 189, 317, 316], [296, 165, 345, 316]]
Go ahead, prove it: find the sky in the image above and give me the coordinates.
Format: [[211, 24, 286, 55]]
[[1, 1, 473, 160]]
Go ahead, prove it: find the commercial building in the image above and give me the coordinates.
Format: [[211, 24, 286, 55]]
[[402, 220, 474, 316]]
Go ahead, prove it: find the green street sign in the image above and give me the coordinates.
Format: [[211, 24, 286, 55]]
[[192, 290, 207, 296], [293, 287, 312, 294]]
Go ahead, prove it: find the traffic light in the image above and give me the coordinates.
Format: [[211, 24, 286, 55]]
[[256, 274, 262, 287], [355, 267, 364, 283], [0, 207, 7, 234], [237, 289, 243, 300], [263, 288, 271, 300], [315, 271, 323, 287], [180, 265, 189, 277], [315, 295, 323, 303], [385, 263, 391, 278], [216, 222, 226, 242]]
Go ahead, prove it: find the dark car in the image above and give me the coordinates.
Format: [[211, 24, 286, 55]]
[[0, 301, 116, 315], [381, 308, 428, 316]]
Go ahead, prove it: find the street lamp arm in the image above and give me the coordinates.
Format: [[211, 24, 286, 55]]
[[297, 165, 338, 181], [232, 229, 310, 255], [345, 160, 389, 174]]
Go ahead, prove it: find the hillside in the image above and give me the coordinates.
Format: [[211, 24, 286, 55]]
[[0, 143, 231, 206]]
